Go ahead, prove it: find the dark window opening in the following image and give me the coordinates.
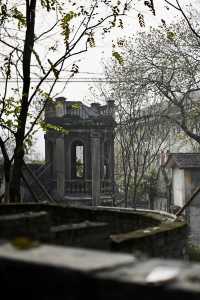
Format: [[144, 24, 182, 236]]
[[104, 141, 109, 179], [71, 141, 84, 179], [104, 141, 109, 159], [103, 162, 109, 178]]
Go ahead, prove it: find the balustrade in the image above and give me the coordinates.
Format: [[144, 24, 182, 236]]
[[65, 179, 113, 194]]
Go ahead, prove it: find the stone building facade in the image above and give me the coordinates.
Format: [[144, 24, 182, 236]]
[[44, 97, 115, 205]]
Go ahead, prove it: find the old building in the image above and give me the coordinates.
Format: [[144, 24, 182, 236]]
[[153, 152, 200, 245], [44, 97, 115, 205]]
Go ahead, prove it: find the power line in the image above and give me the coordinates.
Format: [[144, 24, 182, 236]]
[[0, 78, 116, 83], [0, 77, 106, 80]]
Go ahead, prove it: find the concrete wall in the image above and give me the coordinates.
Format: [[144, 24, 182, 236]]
[[187, 169, 200, 245], [173, 169, 185, 207], [0, 211, 50, 240]]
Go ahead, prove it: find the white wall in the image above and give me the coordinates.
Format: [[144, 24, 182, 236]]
[[173, 168, 185, 207]]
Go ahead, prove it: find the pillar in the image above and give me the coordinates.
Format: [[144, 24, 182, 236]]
[[56, 135, 65, 199], [91, 131, 100, 206], [110, 131, 115, 204]]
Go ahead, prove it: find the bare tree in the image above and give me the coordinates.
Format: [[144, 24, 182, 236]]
[[108, 16, 200, 151], [96, 69, 170, 207], [164, 0, 200, 40], [101, 13, 200, 206], [0, 0, 137, 202]]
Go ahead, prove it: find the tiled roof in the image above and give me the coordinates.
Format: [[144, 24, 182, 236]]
[[165, 153, 200, 169]]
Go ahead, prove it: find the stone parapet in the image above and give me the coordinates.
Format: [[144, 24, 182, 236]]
[[0, 243, 199, 299], [0, 204, 187, 259]]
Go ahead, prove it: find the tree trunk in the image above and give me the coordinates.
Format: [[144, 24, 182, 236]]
[[9, 0, 36, 202], [4, 160, 11, 203], [4, 180, 10, 203], [0, 137, 11, 202], [9, 143, 25, 202]]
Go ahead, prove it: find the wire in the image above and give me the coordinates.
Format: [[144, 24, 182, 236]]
[[0, 78, 116, 83]]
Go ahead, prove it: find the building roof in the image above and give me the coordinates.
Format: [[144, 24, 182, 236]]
[[165, 153, 200, 169]]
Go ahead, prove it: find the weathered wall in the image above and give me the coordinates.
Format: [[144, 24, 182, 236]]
[[187, 169, 200, 245], [0, 242, 200, 300], [173, 169, 185, 207], [110, 220, 187, 258], [0, 204, 187, 259], [0, 211, 50, 240]]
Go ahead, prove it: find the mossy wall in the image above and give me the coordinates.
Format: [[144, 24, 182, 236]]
[[0, 204, 187, 258]]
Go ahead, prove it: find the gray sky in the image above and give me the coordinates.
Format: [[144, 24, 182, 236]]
[[33, 0, 199, 159]]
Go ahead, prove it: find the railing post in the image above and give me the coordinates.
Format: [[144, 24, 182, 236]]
[[56, 135, 65, 199]]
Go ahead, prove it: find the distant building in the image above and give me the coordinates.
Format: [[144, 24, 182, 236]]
[[154, 153, 200, 245], [44, 97, 116, 205]]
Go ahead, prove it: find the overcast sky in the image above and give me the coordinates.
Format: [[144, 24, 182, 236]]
[[63, 0, 199, 102], [33, 0, 199, 159]]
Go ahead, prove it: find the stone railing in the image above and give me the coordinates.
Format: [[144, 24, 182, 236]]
[[100, 180, 113, 194], [65, 180, 92, 194], [65, 180, 113, 195]]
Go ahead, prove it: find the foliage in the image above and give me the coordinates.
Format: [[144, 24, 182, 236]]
[[103, 9, 200, 206], [60, 11, 77, 48], [40, 121, 69, 135], [110, 15, 200, 148], [0, 0, 142, 202], [112, 51, 124, 65]]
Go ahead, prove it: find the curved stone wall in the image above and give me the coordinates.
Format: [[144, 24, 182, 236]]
[[0, 204, 187, 258]]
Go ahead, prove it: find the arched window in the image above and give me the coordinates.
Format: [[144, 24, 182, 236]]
[[71, 141, 84, 179]]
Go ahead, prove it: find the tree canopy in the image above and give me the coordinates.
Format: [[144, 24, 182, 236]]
[[105, 14, 200, 145]]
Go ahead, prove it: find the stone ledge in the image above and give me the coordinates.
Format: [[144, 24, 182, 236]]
[[51, 221, 108, 233], [0, 211, 50, 240], [0, 243, 200, 299], [0, 242, 134, 272], [111, 220, 186, 243]]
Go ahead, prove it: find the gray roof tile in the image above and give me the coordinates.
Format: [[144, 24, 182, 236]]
[[165, 153, 200, 169]]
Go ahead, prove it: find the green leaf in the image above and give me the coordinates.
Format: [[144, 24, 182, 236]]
[[40, 121, 69, 134], [60, 11, 77, 47], [5, 119, 13, 128], [112, 51, 124, 65], [167, 31, 176, 41], [40, 0, 59, 12], [11, 7, 26, 29]]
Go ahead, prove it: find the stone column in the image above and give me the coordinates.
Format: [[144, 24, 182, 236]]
[[91, 131, 100, 206], [110, 131, 115, 205], [56, 135, 65, 199]]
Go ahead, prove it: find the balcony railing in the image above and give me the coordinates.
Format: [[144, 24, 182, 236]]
[[65, 179, 113, 194], [65, 180, 92, 194]]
